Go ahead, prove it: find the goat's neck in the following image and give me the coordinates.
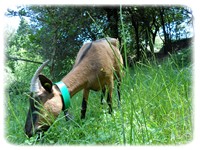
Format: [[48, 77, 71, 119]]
[[61, 66, 87, 97]]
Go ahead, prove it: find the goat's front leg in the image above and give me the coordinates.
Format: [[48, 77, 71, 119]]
[[81, 89, 89, 119]]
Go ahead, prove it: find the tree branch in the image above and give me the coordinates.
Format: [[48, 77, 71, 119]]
[[6, 55, 43, 64]]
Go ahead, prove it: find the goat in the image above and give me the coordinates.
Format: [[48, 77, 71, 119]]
[[24, 37, 123, 137]]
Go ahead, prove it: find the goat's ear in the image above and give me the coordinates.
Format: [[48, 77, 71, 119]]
[[38, 74, 53, 93]]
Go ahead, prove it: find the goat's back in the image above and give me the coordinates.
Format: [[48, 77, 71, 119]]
[[73, 38, 123, 90], [75, 38, 122, 69]]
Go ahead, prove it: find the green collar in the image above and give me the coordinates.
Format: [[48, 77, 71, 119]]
[[54, 81, 71, 110]]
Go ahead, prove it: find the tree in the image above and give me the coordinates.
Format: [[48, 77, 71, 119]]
[[5, 5, 193, 70]]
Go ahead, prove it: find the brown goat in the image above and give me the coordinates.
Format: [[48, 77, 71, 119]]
[[24, 38, 123, 137]]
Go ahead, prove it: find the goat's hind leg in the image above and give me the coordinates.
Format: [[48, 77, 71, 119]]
[[107, 79, 114, 114], [117, 78, 121, 108], [100, 87, 106, 105]]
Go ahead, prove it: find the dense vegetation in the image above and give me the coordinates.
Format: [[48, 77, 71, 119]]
[[5, 5, 193, 145], [5, 5, 193, 78]]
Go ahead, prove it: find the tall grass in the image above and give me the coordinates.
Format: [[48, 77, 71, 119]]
[[121, 54, 192, 144], [5, 8, 192, 145], [5, 47, 192, 145]]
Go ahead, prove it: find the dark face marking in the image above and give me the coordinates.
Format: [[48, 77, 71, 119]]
[[24, 86, 62, 137], [24, 93, 40, 137]]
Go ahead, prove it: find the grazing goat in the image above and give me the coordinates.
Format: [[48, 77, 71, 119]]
[[24, 38, 123, 137]]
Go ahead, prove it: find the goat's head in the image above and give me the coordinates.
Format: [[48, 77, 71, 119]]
[[24, 60, 64, 137]]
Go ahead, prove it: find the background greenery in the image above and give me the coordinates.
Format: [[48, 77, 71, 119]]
[[4, 5, 193, 145]]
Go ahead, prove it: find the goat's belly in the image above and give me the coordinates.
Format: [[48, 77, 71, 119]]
[[88, 82, 104, 91], [87, 78, 106, 91], [86, 69, 110, 91], [91, 88, 100, 92]]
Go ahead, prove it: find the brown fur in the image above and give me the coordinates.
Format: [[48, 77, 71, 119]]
[[63, 38, 123, 96], [62, 38, 123, 118], [25, 38, 123, 137]]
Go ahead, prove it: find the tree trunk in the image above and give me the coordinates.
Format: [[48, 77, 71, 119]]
[[159, 7, 172, 54], [146, 27, 154, 53], [50, 28, 58, 79], [131, 16, 140, 61], [104, 7, 119, 39]]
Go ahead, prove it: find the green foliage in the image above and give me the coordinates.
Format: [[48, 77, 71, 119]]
[[5, 5, 193, 66], [5, 5, 193, 145], [5, 47, 192, 145], [169, 48, 192, 68], [127, 56, 192, 144]]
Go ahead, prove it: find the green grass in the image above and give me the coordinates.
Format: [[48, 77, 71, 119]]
[[5, 47, 192, 145]]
